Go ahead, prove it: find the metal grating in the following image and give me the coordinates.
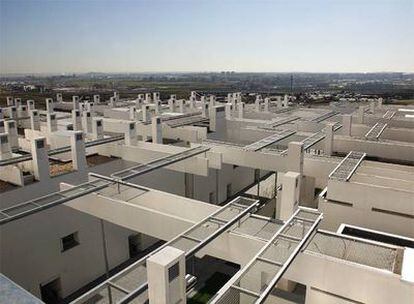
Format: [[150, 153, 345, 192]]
[[382, 110, 395, 120], [306, 231, 398, 272], [244, 130, 295, 151], [165, 115, 209, 128], [210, 208, 322, 304], [328, 151, 366, 181], [71, 196, 260, 304], [0, 179, 111, 225], [1, 146, 209, 225], [203, 139, 245, 149], [365, 122, 388, 140], [111, 146, 210, 180], [265, 116, 299, 128], [311, 111, 337, 122]]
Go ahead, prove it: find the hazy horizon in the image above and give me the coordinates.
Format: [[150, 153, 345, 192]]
[[1, 0, 413, 74]]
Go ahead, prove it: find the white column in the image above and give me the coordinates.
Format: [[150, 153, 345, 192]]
[[227, 93, 232, 104], [370, 101, 375, 113], [225, 103, 232, 120], [209, 95, 216, 108], [168, 99, 175, 112], [324, 123, 335, 156], [151, 116, 162, 144], [264, 98, 269, 112], [125, 122, 137, 146], [177, 100, 184, 113], [357, 106, 364, 124], [209, 106, 217, 131], [109, 96, 116, 108], [283, 95, 289, 107], [201, 101, 207, 118], [142, 104, 150, 123], [92, 118, 104, 140], [5, 120, 18, 149], [93, 94, 100, 104], [0, 133, 12, 160], [255, 95, 261, 112], [27, 100, 35, 110], [9, 106, 17, 119], [138, 94, 145, 104], [6, 96, 14, 106], [70, 132, 87, 172], [129, 106, 136, 121], [14, 98, 21, 107], [46, 113, 57, 133], [287, 142, 304, 174], [72, 110, 82, 131], [31, 137, 50, 181], [17, 105, 28, 127], [231, 93, 237, 107], [342, 114, 352, 136], [147, 246, 186, 304], [280, 172, 300, 221], [72, 96, 80, 110], [145, 93, 152, 103], [46, 98, 54, 113], [155, 100, 161, 115], [29, 110, 40, 130], [276, 96, 283, 108], [114, 91, 119, 102], [153, 92, 160, 102], [377, 97, 383, 109], [82, 111, 93, 133], [238, 102, 244, 119]]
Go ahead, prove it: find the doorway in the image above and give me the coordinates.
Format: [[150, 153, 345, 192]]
[[40, 277, 62, 304], [128, 234, 141, 258]]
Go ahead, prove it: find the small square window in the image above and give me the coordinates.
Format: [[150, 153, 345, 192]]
[[9, 122, 15, 128], [36, 140, 44, 149], [0, 136, 8, 144], [87, 112, 91, 117], [129, 123, 135, 130], [76, 133, 83, 141], [209, 192, 215, 204], [97, 120, 102, 127], [168, 262, 179, 282], [61, 232, 79, 252]]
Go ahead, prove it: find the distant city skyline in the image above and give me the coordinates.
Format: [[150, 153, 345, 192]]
[[1, 0, 413, 74]]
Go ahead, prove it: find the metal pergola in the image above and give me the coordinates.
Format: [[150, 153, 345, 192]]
[[243, 130, 295, 152], [71, 196, 260, 304], [0, 146, 209, 225], [328, 151, 366, 181], [209, 207, 323, 304], [0, 135, 125, 167], [264, 116, 300, 128], [365, 122, 388, 140], [111, 145, 210, 180], [310, 111, 337, 122]]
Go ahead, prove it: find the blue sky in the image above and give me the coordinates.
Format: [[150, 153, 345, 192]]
[[1, 0, 413, 74]]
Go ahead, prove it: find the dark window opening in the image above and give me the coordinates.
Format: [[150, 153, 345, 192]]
[[61, 232, 79, 252], [342, 226, 414, 248], [168, 262, 179, 282], [40, 277, 62, 304]]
